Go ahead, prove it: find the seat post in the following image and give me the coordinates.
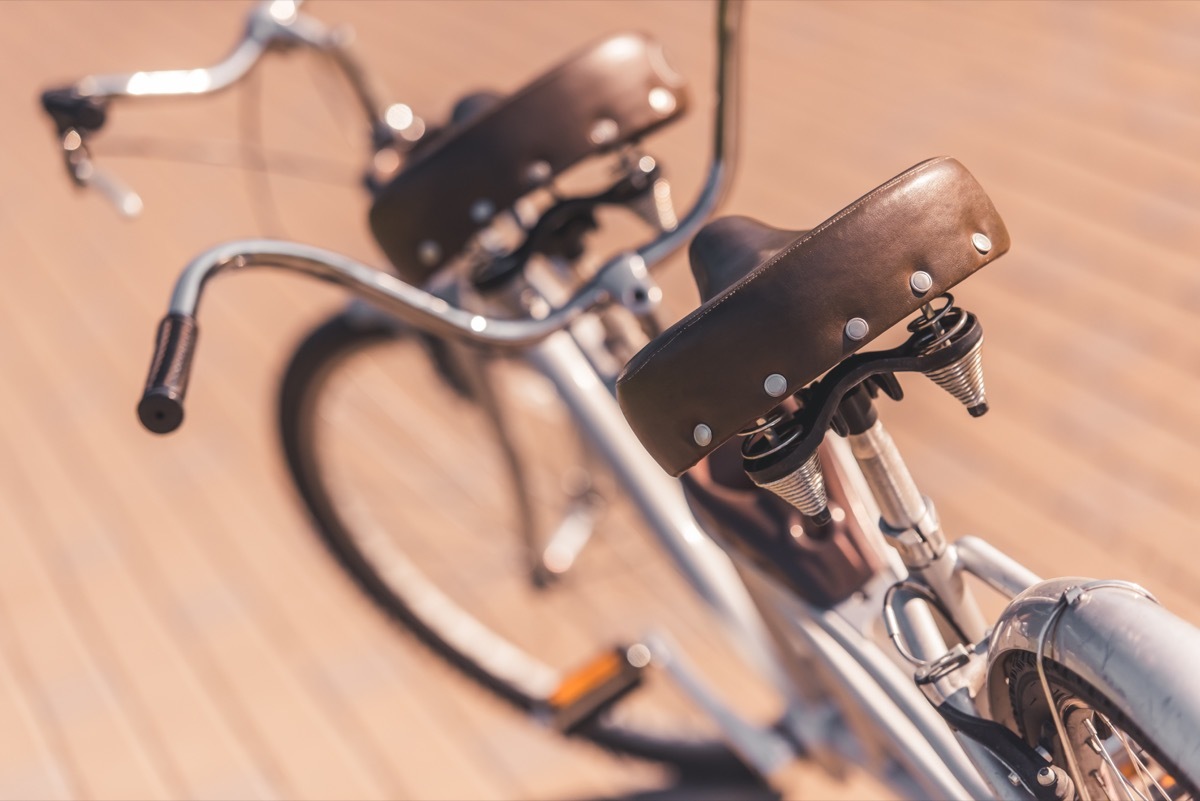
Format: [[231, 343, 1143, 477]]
[[839, 385, 989, 644]]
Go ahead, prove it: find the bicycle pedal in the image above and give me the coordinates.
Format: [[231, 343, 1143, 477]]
[[543, 644, 648, 734]]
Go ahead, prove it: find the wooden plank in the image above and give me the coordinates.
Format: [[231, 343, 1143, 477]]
[[2, 1, 1199, 799]]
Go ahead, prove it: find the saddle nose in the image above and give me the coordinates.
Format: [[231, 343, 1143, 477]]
[[688, 216, 805, 303]]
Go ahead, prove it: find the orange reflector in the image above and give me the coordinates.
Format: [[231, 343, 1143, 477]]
[[549, 651, 623, 708]]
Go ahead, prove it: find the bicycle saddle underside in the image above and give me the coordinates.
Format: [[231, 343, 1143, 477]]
[[369, 32, 688, 285], [617, 156, 1010, 476]]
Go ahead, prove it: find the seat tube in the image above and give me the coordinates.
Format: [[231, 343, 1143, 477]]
[[523, 328, 793, 689]]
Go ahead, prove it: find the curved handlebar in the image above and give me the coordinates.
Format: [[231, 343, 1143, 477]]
[[138, 312, 199, 433], [637, 0, 741, 267], [137, 240, 658, 433], [44, 0, 421, 216], [138, 0, 743, 433], [70, 2, 340, 101]]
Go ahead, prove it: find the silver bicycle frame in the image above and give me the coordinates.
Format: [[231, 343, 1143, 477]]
[[145, 0, 1006, 793], [139, 2, 1200, 797]]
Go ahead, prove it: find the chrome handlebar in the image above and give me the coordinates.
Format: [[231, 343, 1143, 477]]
[[139, 0, 742, 433], [44, 0, 423, 217], [169, 240, 658, 347], [637, 0, 741, 267]]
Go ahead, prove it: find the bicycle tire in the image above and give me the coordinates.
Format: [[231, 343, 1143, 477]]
[[1002, 651, 1199, 798], [278, 306, 761, 778]]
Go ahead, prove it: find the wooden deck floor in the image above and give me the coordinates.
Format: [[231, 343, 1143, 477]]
[[1, 1, 1199, 798]]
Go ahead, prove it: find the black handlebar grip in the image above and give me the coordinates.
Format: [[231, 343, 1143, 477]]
[[138, 313, 198, 434], [41, 87, 108, 135]]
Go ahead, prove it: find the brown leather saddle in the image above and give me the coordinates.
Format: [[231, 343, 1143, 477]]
[[369, 33, 688, 285], [617, 157, 1010, 477]]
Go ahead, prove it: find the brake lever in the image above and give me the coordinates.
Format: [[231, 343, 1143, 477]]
[[42, 89, 142, 217], [68, 145, 144, 218]]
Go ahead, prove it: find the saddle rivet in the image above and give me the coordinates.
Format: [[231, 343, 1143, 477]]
[[384, 103, 415, 131], [525, 161, 552, 186], [971, 232, 992, 254], [648, 87, 677, 116], [470, 199, 496, 224], [693, 424, 713, 447], [845, 317, 870, 341], [417, 240, 442, 266], [910, 270, 933, 294], [589, 118, 619, 146], [764, 373, 788, 397]]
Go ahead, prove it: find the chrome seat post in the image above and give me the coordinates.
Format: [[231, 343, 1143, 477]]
[[841, 388, 988, 645]]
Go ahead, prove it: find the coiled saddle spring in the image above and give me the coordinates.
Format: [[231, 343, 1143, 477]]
[[909, 293, 988, 416]]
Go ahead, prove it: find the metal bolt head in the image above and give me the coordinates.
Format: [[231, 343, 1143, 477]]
[[692, 423, 713, 447], [626, 643, 652, 668], [470, 199, 495, 224], [417, 240, 441, 266], [763, 373, 788, 398], [525, 160, 552, 186], [589, 118, 619, 146], [910, 270, 933, 295], [648, 87, 677, 116], [1036, 767, 1056, 787], [384, 103, 414, 131], [844, 317, 870, 341], [971, 232, 992, 254]]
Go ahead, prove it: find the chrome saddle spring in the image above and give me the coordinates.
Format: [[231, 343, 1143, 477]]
[[740, 411, 829, 521], [908, 293, 988, 417], [753, 450, 827, 520]]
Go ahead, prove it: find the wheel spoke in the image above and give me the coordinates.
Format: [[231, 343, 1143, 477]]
[[1084, 715, 1150, 801], [1111, 723, 1174, 801]]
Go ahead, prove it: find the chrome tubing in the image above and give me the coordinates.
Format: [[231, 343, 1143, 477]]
[[166, 240, 656, 348], [637, 0, 742, 268], [53, 0, 414, 216], [954, 536, 1041, 599], [70, 0, 411, 151], [77, 2, 342, 103]]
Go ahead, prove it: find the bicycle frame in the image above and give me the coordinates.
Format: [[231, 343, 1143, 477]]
[[127, 0, 1018, 792], [104, 1, 1200, 797]]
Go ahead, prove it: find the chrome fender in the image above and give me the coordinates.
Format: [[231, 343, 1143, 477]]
[[983, 577, 1200, 782]]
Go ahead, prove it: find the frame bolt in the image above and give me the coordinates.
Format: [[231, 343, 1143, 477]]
[[910, 270, 933, 294], [763, 373, 788, 397], [417, 240, 442, 266], [648, 87, 677, 116], [589, 118, 619, 145], [693, 424, 713, 447], [1036, 767, 1056, 787], [526, 160, 552, 185], [844, 317, 870, 341], [971, 232, 992, 254], [470, 199, 496, 224]]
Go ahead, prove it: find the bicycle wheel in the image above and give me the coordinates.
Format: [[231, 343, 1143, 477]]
[[1002, 652, 1199, 799], [278, 305, 778, 776]]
